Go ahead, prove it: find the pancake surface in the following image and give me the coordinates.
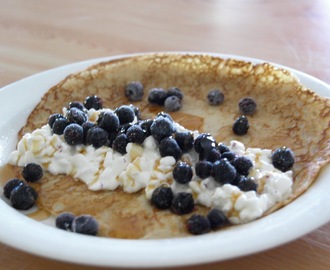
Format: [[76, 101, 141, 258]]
[[12, 53, 330, 238]]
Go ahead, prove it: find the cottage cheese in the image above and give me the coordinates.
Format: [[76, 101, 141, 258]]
[[8, 108, 293, 224]]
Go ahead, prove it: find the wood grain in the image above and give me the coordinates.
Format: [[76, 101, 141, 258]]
[[0, 0, 330, 269]]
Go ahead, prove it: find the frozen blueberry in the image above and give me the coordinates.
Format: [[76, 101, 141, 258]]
[[271, 147, 295, 172], [207, 208, 228, 230], [72, 214, 99, 236], [126, 125, 146, 144], [150, 117, 175, 142], [171, 192, 194, 215], [187, 214, 211, 235], [173, 162, 193, 184], [112, 133, 129, 154], [233, 115, 249, 135], [167, 87, 184, 100], [201, 147, 221, 163], [48, 113, 65, 128], [84, 95, 103, 110], [66, 107, 87, 125], [218, 143, 230, 154], [55, 212, 75, 231], [86, 126, 109, 148], [10, 184, 37, 210], [237, 177, 258, 192], [96, 111, 120, 133], [174, 132, 194, 152], [69, 101, 85, 111], [156, 112, 174, 122], [207, 89, 224, 105], [159, 137, 182, 161], [22, 163, 43, 182], [82, 121, 95, 144], [151, 185, 174, 209], [115, 105, 135, 125], [233, 156, 253, 176], [148, 88, 168, 105], [64, 123, 84, 146], [125, 81, 144, 101], [239, 97, 257, 115], [3, 179, 25, 199], [212, 159, 237, 184], [52, 117, 70, 135], [164, 96, 182, 112], [195, 160, 213, 179]]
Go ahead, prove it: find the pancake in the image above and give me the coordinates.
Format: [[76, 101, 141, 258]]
[[7, 53, 330, 238]]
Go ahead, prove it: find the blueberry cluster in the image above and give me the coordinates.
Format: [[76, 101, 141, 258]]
[[48, 96, 143, 154], [55, 212, 99, 236], [148, 86, 183, 112], [3, 163, 43, 210]]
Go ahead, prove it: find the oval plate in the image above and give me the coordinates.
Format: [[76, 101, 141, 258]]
[[0, 53, 330, 268]]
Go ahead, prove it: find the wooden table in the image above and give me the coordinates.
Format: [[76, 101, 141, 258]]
[[0, 0, 330, 269]]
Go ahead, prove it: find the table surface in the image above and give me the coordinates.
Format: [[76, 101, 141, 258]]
[[0, 0, 330, 269]]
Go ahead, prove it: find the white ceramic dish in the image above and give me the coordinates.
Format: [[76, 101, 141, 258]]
[[0, 53, 329, 268]]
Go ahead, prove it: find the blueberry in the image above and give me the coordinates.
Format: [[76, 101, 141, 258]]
[[195, 160, 213, 179], [212, 159, 237, 184], [174, 132, 194, 152], [164, 96, 182, 112], [22, 163, 43, 182], [3, 179, 25, 199], [69, 101, 85, 111], [171, 192, 194, 215], [207, 208, 228, 230], [86, 126, 109, 148], [82, 121, 95, 144], [10, 184, 37, 210], [66, 107, 87, 125], [52, 117, 70, 135], [173, 162, 193, 184], [167, 87, 184, 100], [130, 104, 141, 120], [233, 115, 249, 135], [148, 88, 168, 105], [159, 137, 182, 161], [187, 214, 211, 235], [239, 97, 257, 115], [156, 111, 174, 122], [151, 185, 174, 209], [84, 95, 103, 110], [194, 133, 216, 154], [96, 111, 120, 133], [232, 173, 243, 186], [221, 151, 236, 162], [150, 117, 175, 142], [233, 156, 253, 176], [125, 81, 144, 101], [72, 214, 99, 236], [118, 123, 133, 134], [218, 143, 230, 154], [139, 119, 154, 136], [112, 133, 129, 154], [114, 105, 135, 125], [63, 123, 84, 146], [126, 125, 146, 144], [237, 177, 258, 192], [48, 113, 65, 128], [271, 147, 295, 172], [207, 89, 224, 105], [200, 147, 221, 163], [55, 212, 75, 231]]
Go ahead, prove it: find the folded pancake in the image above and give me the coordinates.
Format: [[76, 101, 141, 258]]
[[13, 53, 330, 238]]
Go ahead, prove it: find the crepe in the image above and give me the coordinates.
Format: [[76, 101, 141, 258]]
[[10, 53, 330, 238]]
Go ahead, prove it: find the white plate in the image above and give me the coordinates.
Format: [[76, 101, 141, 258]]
[[0, 53, 330, 268]]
